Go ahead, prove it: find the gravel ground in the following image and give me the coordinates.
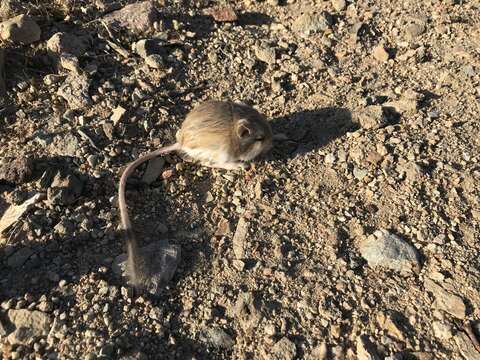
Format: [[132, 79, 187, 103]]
[[0, 0, 479, 359]]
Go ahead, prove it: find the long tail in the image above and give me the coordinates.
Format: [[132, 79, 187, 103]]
[[118, 143, 180, 289]]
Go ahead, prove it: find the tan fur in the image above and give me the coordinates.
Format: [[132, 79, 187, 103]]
[[119, 100, 273, 292]]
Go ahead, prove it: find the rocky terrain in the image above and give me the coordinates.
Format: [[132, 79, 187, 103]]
[[0, 0, 479, 359]]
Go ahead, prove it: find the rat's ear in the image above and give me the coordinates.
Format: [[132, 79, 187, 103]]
[[236, 119, 252, 138]]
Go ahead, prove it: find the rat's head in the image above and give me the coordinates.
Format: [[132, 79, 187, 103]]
[[234, 115, 273, 161]]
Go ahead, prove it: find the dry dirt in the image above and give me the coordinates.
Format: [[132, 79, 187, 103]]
[[0, 0, 479, 359]]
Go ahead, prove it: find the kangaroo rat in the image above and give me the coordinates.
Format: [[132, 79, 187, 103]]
[[119, 100, 273, 292]]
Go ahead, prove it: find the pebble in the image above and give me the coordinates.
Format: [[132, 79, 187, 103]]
[[254, 43, 276, 65], [201, 327, 234, 349], [144, 54, 164, 69], [356, 105, 388, 130], [373, 45, 390, 62], [324, 153, 336, 164], [0, 14, 40, 44], [110, 106, 127, 124], [359, 229, 421, 274], [331, 0, 346, 11], [57, 73, 92, 110], [47, 32, 89, 57], [293, 12, 331, 34], [47, 170, 84, 206], [102, 1, 159, 33], [432, 321, 452, 340], [271, 337, 297, 360]]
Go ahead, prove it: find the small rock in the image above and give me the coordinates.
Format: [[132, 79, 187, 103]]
[[46, 32, 89, 57], [254, 44, 276, 65], [215, 218, 233, 236], [355, 105, 388, 130], [376, 311, 407, 341], [331, 0, 346, 11], [293, 12, 331, 34], [406, 23, 426, 40], [432, 321, 453, 340], [50, 133, 80, 157], [424, 279, 466, 319], [110, 106, 127, 125], [204, 6, 238, 22], [201, 327, 234, 349], [59, 53, 81, 73], [102, 1, 159, 33], [232, 259, 245, 271], [0, 156, 34, 185], [356, 335, 381, 360], [232, 217, 248, 259], [271, 337, 297, 360], [6, 309, 51, 345], [0, 14, 40, 44], [144, 54, 164, 69], [372, 45, 390, 62], [47, 170, 84, 206], [353, 167, 368, 181], [57, 73, 91, 110], [359, 229, 421, 274], [141, 157, 165, 184], [43, 74, 65, 86], [324, 153, 336, 164]]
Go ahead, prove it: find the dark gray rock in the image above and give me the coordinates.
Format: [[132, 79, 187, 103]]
[[359, 229, 421, 274]]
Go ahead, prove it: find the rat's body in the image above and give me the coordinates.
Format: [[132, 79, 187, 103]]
[[119, 100, 273, 291]]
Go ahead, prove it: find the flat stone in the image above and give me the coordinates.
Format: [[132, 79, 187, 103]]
[[102, 1, 159, 33], [0, 14, 40, 44], [204, 6, 238, 22], [141, 157, 165, 184], [57, 73, 91, 110], [359, 229, 421, 274], [47, 32, 89, 57], [293, 12, 331, 34], [424, 278, 466, 319], [6, 309, 51, 345], [254, 44, 276, 65], [0, 193, 44, 234], [232, 217, 248, 259]]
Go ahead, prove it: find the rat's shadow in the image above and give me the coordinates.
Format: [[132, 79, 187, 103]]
[[269, 107, 356, 161]]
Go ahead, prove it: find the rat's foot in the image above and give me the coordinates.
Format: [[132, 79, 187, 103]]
[[203, 161, 248, 171]]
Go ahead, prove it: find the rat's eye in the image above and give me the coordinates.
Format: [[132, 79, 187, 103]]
[[255, 137, 265, 142]]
